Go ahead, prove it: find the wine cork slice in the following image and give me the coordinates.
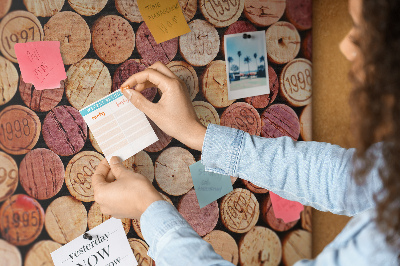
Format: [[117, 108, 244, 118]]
[[155, 147, 195, 196], [280, 58, 312, 107], [200, 0, 244, 27], [0, 239, 21, 266], [42, 105, 87, 156], [25, 240, 62, 266], [282, 230, 312, 266], [0, 0, 12, 19], [24, 0, 64, 17], [179, 20, 219, 66], [66, 59, 111, 110], [300, 103, 312, 141], [0, 11, 44, 63], [88, 202, 131, 235], [167, 61, 199, 101], [136, 22, 178, 65], [203, 230, 239, 265], [202, 60, 235, 108], [220, 188, 259, 234], [265, 22, 301, 65], [144, 119, 172, 153], [242, 179, 268, 194], [261, 104, 300, 140], [0, 152, 18, 202], [128, 238, 153, 266], [245, 65, 279, 109], [19, 77, 64, 112], [45, 196, 87, 244], [0, 105, 41, 155], [220, 102, 262, 136], [286, 0, 312, 31], [244, 0, 286, 27], [239, 226, 282, 266], [19, 148, 65, 200], [123, 151, 154, 183], [261, 193, 298, 232], [179, 0, 197, 22], [68, 0, 108, 16], [302, 30, 312, 61], [44, 11, 91, 65], [0, 194, 45, 246], [65, 151, 104, 202], [0, 56, 18, 106], [178, 189, 219, 236], [116, 0, 143, 23], [89, 129, 102, 154], [301, 206, 312, 233], [192, 101, 220, 127], [221, 20, 257, 55]]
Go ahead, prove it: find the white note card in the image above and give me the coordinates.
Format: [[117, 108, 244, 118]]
[[80, 90, 158, 162], [51, 218, 137, 266]]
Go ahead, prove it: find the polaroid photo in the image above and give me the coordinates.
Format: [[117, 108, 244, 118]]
[[224, 30, 270, 100]]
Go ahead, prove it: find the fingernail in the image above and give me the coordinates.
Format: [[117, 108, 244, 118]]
[[110, 156, 122, 165], [120, 85, 129, 92], [124, 89, 133, 100]]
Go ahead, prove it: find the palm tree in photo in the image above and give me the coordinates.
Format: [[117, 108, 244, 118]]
[[228, 56, 233, 73], [259, 55, 266, 77], [244, 56, 251, 78], [253, 53, 258, 72], [260, 55, 265, 70], [237, 51, 242, 77]]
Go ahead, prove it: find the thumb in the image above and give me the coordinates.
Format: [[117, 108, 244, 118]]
[[123, 89, 155, 116], [109, 156, 129, 179]]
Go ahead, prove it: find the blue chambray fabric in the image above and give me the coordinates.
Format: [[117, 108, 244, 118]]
[[140, 124, 399, 266]]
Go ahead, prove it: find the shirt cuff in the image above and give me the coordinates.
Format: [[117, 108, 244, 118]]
[[201, 124, 245, 176]]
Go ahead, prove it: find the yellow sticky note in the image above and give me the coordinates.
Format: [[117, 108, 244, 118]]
[[137, 0, 191, 44]]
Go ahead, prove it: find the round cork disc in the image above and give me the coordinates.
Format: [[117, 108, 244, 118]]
[[280, 58, 312, 107], [115, 0, 143, 23], [66, 59, 112, 110], [144, 119, 172, 153], [65, 151, 104, 202], [0, 194, 45, 246], [300, 103, 312, 141], [285, 0, 312, 31], [0, 152, 18, 202], [244, 0, 286, 27], [202, 60, 235, 108], [220, 188, 259, 234], [239, 226, 282, 266], [123, 151, 154, 183], [242, 180, 269, 194], [68, 0, 108, 16], [0, 0, 12, 19], [128, 238, 153, 266], [261, 104, 300, 140], [203, 230, 239, 265], [155, 147, 195, 196], [265, 22, 300, 65], [178, 189, 219, 236], [0, 56, 18, 105], [0, 10, 44, 63], [220, 102, 262, 136], [199, 0, 244, 28], [92, 15, 135, 64], [89, 129, 102, 154], [88, 202, 131, 235], [192, 101, 220, 127], [0, 105, 41, 155], [136, 22, 178, 66], [45, 196, 87, 244], [42, 105, 87, 156], [179, 0, 197, 22], [0, 239, 22, 266], [23, 0, 64, 17], [167, 61, 199, 101], [43, 11, 91, 65], [19, 77, 64, 112], [221, 20, 257, 55], [282, 230, 312, 266], [301, 206, 312, 233], [179, 19, 219, 66], [19, 148, 65, 200], [260, 193, 298, 232], [25, 240, 62, 266]]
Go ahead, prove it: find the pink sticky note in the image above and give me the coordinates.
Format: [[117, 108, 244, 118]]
[[14, 41, 66, 90], [269, 192, 304, 223]]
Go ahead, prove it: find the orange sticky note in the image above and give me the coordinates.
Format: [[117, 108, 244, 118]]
[[270, 192, 304, 223], [14, 41, 66, 90], [137, 0, 191, 44]]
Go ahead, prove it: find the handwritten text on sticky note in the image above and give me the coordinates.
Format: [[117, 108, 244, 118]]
[[270, 192, 304, 223], [14, 41, 66, 90], [137, 0, 190, 43]]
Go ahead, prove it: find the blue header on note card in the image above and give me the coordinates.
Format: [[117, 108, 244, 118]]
[[80, 91, 123, 116]]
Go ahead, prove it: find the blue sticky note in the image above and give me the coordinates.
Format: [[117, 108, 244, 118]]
[[189, 161, 233, 208]]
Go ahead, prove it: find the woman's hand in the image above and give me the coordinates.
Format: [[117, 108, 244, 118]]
[[92, 157, 164, 220], [120, 61, 206, 151]]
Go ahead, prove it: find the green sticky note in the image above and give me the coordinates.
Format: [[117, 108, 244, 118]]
[[189, 161, 233, 208]]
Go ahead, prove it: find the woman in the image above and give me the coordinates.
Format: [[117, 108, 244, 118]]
[[92, 0, 400, 264]]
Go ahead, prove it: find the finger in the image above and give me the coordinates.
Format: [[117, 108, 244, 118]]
[[92, 159, 110, 188], [120, 68, 174, 94], [105, 170, 116, 183], [109, 156, 129, 179], [122, 89, 158, 118], [148, 61, 176, 79]]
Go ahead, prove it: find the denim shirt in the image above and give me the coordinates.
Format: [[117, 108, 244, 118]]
[[140, 124, 399, 265]]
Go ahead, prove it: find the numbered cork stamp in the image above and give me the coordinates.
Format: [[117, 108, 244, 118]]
[[65, 151, 105, 202], [0, 105, 41, 155], [167, 61, 199, 101], [192, 101, 220, 128], [0, 194, 45, 246], [25, 240, 62, 266], [0, 152, 18, 202], [220, 102, 262, 136], [128, 238, 153, 266], [203, 230, 239, 265], [0, 10, 44, 63], [0, 56, 18, 106], [0, 238, 22, 266], [88, 202, 131, 235], [200, 0, 244, 28]]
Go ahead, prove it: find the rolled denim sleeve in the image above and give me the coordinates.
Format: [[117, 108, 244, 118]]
[[201, 124, 383, 216]]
